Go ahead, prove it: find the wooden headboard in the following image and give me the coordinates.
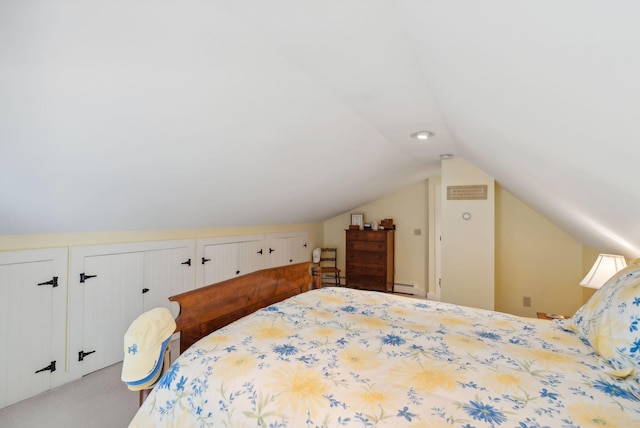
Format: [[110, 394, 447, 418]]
[[170, 262, 322, 353]]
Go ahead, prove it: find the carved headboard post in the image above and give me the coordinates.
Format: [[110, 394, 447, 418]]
[[311, 265, 323, 289]]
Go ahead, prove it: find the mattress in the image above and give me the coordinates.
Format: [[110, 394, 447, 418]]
[[130, 287, 640, 427]]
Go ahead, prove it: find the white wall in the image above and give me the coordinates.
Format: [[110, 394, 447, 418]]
[[323, 181, 428, 295], [0, 223, 322, 253], [495, 187, 596, 317], [440, 158, 495, 310]]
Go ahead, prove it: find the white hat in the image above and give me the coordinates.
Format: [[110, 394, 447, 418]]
[[121, 307, 176, 388]]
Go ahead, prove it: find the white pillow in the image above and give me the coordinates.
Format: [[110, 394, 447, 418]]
[[570, 259, 640, 376]]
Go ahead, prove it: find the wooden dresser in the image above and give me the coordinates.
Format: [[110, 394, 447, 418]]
[[345, 229, 394, 292]]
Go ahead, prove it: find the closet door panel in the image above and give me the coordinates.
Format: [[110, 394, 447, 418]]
[[68, 239, 196, 380], [81, 252, 144, 375], [289, 234, 309, 265], [201, 242, 238, 286], [265, 232, 309, 268], [143, 246, 195, 318], [0, 248, 67, 409], [237, 239, 264, 276], [196, 235, 264, 287]]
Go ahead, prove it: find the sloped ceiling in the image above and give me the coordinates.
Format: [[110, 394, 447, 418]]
[[1, 1, 639, 257]]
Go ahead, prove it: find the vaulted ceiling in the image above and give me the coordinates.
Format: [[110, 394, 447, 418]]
[[1, 1, 639, 257]]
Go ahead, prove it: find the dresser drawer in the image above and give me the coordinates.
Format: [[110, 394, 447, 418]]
[[347, 241, 387, 252], [346, 262, 386, 276], [346, 230, 388, 242], [346, 251, 385, 265], [347, 274, 387, 291]]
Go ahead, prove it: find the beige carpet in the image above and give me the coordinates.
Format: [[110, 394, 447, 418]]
[[0, 362, 139, 428]]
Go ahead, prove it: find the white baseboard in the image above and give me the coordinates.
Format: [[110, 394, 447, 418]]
[[394, 283, 417, 295]]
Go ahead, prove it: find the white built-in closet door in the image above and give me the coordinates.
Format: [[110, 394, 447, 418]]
[[81, 252, 144, 375], [203, 241, 239, 286], [68, 240, 195, 380], [198, 235, 264, 287], [236, 239, 264, 277], [200, 240, 264, 286], [143, 247, 194, 318], [0, 248, 67, 409], [265, 232, 309, 268]]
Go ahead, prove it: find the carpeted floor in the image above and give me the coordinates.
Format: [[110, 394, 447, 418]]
[[0, 340, 179, 428], [0, 362, 139, 428]]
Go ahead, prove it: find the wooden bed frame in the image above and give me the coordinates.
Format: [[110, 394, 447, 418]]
[[139, 263, 321, 405], [169, 262, 322, 353]]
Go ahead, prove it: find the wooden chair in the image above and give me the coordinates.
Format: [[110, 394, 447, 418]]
[[318, 248, 341, 286]]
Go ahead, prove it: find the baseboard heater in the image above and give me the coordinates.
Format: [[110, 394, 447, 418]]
[[321, 275, 345, 286], [393, 283, 417, 295]]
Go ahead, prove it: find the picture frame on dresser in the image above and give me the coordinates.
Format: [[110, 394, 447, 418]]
[[350, 213, 364, 227]]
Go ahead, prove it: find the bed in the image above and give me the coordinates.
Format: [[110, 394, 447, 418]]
[[130, 261, 640, 427]]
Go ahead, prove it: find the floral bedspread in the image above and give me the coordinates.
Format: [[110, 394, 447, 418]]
[[130, 287, 640, 427]]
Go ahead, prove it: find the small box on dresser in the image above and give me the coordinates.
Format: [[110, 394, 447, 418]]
[[345, 229, 394, 292]]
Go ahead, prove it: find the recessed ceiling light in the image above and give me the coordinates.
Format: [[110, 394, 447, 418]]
[[410, 131, 434, 140], [440, 154, 454, 160]]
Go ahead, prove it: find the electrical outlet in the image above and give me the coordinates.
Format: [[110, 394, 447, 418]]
[[523, 296, 532, 307]]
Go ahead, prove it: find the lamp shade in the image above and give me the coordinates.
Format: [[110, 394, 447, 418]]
[[579, 254, 627, 289]]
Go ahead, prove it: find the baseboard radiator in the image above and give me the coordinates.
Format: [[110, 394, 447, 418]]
[[393, 283, 417, 295], [321, 275, 345, 286]]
